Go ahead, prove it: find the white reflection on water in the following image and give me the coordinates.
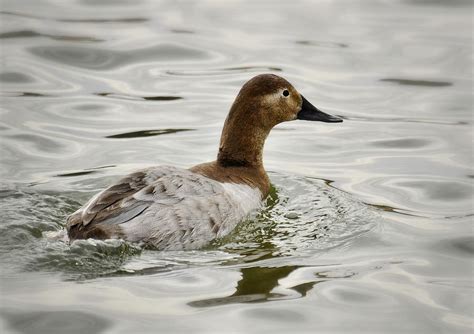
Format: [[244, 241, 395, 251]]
[[0, 0, 472, 333]]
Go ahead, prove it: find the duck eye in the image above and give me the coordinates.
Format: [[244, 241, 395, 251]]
[[282, 89, 290, 97]]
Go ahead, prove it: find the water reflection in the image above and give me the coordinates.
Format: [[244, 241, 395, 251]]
[[188, 266, 317, 307]]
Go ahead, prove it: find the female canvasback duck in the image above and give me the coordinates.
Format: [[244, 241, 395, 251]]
[[66, 74, 342, 250]]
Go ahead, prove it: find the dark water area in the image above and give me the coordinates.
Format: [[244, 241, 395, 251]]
[[0, 0, 472, 333]]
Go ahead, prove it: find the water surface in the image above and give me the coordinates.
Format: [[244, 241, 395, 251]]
[[0, 0, 472, 333]]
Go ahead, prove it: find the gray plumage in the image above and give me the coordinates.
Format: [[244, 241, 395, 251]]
[[66, 166, 262, 250]]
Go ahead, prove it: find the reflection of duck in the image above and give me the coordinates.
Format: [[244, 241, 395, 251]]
[[188, 266, 318, 307], [66, 74, 342, 249]]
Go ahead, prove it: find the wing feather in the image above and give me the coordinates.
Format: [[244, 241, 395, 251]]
[[67, 169, 158, 230]]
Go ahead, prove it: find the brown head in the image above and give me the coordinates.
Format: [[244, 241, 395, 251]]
[[217, 74, 342, 168]]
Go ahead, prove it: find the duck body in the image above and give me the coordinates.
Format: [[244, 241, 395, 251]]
[[67, 165, 265, 250], [66, 74, 342, 249]]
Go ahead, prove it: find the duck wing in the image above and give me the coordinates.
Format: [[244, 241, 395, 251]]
[[66, 166, 184, 236]]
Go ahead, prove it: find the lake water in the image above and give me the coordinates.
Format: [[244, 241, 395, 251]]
[[0, 0, 472, 333]]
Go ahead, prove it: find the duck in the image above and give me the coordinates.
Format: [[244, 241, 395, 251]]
[[66, 74, 342, 250]]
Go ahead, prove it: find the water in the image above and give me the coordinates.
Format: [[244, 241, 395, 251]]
[[0, 0, 472, 333]]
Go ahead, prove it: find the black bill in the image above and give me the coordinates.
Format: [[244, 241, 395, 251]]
[[297, 95, 343, 123]]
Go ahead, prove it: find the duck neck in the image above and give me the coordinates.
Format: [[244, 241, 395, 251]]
[[217, 111, 270, 168]]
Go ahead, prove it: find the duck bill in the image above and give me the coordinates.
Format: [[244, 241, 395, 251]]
[[297, 95, 343, 123]]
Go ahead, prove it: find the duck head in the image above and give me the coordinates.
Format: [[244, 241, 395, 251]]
[[227, 74, 342, 126], [218, 74, 342, 167]]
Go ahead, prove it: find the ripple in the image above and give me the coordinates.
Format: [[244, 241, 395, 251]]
[[295, 40, 348, 48], [370, 138, 431, 149], [0, 188, 77, 253], [80, 0, 145, 6], [7, 133, 72, 154], [0, 30, 103, 42], [213, 173, 379, 257], [29, 46, 116, 70], [58, 18, 148, 23], [30, 238, 142, 277], [1, 310, 111, 334], [341, 115, 469, 126], [143, 96, 183, 101], [0, 172, 377, 278], [0, 11, 43, 19], [404, 0, 472, 7], [395, 180, 472, 202], [29, 44, 215, 70], [224, 66, 282, 72], [170, 29, 195, 34], [105, 128, 194, 139], [47, 100, 126, 121], [242, 308, 306, 322], [433, 237, 474, 258], [0, 71, 35, 83], [55, 170, 98, 178], [380, 78, 453, 87], [360, 176, 473, 217], [0, 1, 472, 331], [1, 92, 50, 97], [320, 283, 395, 306], [97, 92, 183, 101], [0, 11, 147, 23], [0, 64, 80, 94], [165, 66, 282, 77]]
